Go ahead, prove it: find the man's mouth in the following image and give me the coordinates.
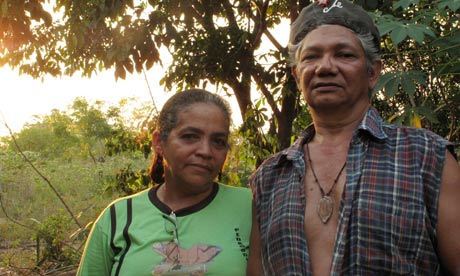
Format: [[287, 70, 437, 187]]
[[314, 82, 341, 89]]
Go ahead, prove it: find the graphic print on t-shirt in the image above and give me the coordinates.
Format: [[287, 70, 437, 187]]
[[151, 241, 222, 275]]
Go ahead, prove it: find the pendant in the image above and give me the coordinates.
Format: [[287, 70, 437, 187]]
[[317, 196, 334, 223]]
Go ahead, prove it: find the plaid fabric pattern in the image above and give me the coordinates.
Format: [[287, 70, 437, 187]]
[[250, 107, 452, 275]]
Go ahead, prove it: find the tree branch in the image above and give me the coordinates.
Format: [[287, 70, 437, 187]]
[[251, 67, 282, 119], [2, 121, 83, 230]]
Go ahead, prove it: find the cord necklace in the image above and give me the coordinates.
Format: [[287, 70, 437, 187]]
[[306, 143, 347, 224]]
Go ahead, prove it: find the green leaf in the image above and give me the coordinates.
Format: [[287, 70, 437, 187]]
[[377, 21, 400, 36], [385, 74, 401, 98], [407, 70, 427, 87], [374, 72, 396, 93], [438, 0, 460, 12], [390, 26, 409, 45], [401, 77, 416, 97], [406, 24, 436, 43], [407, 25, 425, 44], [415, 106, 439, 124], [393, 0, 417, 10]]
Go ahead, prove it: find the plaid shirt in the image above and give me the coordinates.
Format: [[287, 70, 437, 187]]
[[250, 107, 453, 275]]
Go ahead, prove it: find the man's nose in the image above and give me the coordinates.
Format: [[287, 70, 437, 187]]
[[315, 55, 337, 75]]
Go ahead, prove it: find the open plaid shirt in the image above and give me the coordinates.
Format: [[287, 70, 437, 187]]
[[250, 107, 453, 275]]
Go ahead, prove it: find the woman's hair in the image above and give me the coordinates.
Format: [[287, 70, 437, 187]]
[[149, 88, 232, 184]]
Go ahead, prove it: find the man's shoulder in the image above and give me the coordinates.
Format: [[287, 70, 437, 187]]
[[383, 123, 448, 143]]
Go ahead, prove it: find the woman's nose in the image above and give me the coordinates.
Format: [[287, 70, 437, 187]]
[[196, 139, 212, 157]]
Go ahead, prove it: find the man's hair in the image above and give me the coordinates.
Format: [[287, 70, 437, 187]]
[[288, 0, 381, 68]]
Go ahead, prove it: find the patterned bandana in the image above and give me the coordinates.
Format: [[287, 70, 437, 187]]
[[289, 0, 380, 53]]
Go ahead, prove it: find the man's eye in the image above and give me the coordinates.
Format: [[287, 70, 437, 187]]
[[301, 54, 317, 61], [338, 52, 355, 58], [212, 138, 228, 149]]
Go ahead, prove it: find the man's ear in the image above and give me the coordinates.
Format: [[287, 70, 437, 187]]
[[152, 131, 163, 155], [291, 66, 300, 87], [368, 60, 382, 91]]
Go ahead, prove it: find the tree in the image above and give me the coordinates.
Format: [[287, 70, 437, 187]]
[[1, 0, 459, 163], [6, 97, 144, 160], [1, 0, 303, 165], [8, 109, 80, 159], [370, 0, 460, 152]]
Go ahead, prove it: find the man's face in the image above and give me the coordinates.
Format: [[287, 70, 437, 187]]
[[292, 24, 381, 113]]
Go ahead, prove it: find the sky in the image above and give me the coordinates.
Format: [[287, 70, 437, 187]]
[[0, 66, 171, 136], [0, 18, 287, 138], [0, 64, 245, 137]]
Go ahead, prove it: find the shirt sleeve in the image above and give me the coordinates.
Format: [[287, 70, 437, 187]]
[[76, 208, 114, 276]]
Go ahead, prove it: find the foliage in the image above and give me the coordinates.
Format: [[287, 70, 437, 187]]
[[0, 92, 258, 272], [32, 212, 80, 267], [6, 97, 146, 160], [2, 0, 459, 162], [1, 2, 459, 273], [105, 164, 150, 195], [0, 0, 302, 165], [223, 131, 258, 187], [0, 149, 148, 273], [0, 98, 152, 273], [370, 0, 460, 151]]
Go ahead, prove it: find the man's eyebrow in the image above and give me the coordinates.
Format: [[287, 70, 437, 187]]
[[180, 126, 228, 136], [301, 41, 358, 52]]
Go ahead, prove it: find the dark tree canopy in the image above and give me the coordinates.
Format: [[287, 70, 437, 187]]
[[1, 0, 459, 163]]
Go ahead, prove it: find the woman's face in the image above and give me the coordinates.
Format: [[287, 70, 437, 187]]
[[154, 102, 229, 193]]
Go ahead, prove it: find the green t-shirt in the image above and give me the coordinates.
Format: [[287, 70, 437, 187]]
[[77, 183, 252, 276]]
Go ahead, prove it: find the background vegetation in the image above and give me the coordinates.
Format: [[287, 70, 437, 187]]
[[1, 0, 459, 274], [0, 97, 255, 275]]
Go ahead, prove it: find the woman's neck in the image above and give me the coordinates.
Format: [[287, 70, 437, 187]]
[[157, 182, 214, 212]]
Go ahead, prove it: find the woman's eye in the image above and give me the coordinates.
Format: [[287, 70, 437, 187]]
[[181, 133, 199, 141]]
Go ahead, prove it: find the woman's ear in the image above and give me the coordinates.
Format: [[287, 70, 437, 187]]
[[152, 131, 163, 155]]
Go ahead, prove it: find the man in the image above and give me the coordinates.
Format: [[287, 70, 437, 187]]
[[247, 0, 460, 275]]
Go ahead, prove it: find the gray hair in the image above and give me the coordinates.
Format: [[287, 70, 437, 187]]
[[157, 88, 232, 141], [289, 31, 381, 73], [288, 0, 381, 71]]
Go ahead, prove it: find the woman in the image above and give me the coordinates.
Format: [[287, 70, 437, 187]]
[[77, 89, 252, 276]]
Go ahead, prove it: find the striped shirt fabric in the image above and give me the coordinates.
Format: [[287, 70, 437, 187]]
[[250, 107, 453, 275]]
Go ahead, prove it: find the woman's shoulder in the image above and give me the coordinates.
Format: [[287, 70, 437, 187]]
[[218, 183, 251, 193], [97, 188, 152, 217], [217, 184, 252, 201], [111, 187, 151, 205]]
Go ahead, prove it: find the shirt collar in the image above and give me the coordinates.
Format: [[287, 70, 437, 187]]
[[273, 107, 387, 166], [357, 107, 388, 140]]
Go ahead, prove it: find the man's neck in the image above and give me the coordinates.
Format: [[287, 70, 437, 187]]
[[310, 103, 370, 145]]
